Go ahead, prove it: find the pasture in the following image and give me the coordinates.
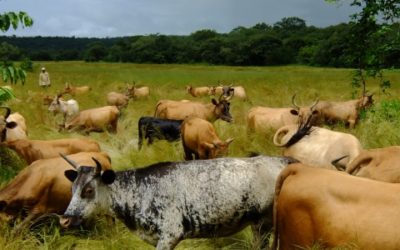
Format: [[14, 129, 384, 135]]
[[0, 61, 399, 249]]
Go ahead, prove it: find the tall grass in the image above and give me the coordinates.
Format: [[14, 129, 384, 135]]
[[0, 62, 399, 249]]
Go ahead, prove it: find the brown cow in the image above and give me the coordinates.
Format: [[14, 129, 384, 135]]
[[0, 151, 111, 228], [6, 138, 101, 164], [64, 105, 119, 133], [181, 117, 233, 160], [186, 86, 212, 97], [247, 95, 319, 132], [315, 94, 373, 128], [63, 82, 91, 95], [273, 118, 362, 169], [154, 96, 233, 123], [272, 163, 400, 250], [345, 146, 400, 183], [106, 92, 130, 109]]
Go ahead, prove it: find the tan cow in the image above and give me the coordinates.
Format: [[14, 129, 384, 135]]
[[0, 107, 28, 142], [247, 95, 319, 132], [64, 105, 119, 133], [186, 86, 212, 97], [272, 163, 400, 250], [106, 92, 130, 109], [63, 82, 91, 95], [126, 85, 150, 99], [0, 151, 111, 228], [211, 85, 247, 100], [345, 146, 400, 183], [6, 138, 101, 164], [154, 96, 233, 123], [181, 117, 233, 160], [273, 118, 362, 169], [315, 94, 373, 128]]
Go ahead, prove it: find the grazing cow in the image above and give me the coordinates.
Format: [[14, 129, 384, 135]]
[[181, 117, 233, 160], [60, 155, 295, 249], [247, 95, 319, 132], [63, 82, 91, 95], [186, 86, 211, 97], [0, 107, 28, 142], [211, 85, 247, 100], [314, 94, 374, 128], [273, 117, 362, 169], [64, 106, 119, 134], [6, 138, 101, 164], [106, 92, 130, 109], [345, 146, 400, 183], [48, 94, 79, 120], [0, 152, 111, 228], [126, 85, 150, 99], [138, 117, 183, 150], [272, 163, 400, 250], [154, 96, 232, 123]]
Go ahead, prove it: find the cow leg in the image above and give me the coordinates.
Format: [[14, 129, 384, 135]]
[[348, 119, 356, 129], [183, 146, 193, 161], [156, 235, 180, 250]]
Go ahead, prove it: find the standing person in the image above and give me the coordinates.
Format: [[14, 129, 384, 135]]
[[39, 67, 51, 87]]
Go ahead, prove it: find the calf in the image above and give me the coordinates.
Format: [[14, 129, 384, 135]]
[[138, 116, 183, 150], [126, 84, 150, 98], [64, 106, 119, 134], [273, 117, 362, 169], [346, 146, 400, 183], [181, 117, 233, 160], [272, 163, 400, 250], [60, 155, 295, 250], [6, 138, 101, 164], [0, 152, 111, 228]]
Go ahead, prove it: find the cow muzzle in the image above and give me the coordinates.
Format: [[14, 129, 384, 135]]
[[222, 115, 233, 123], [59, 215, 83, 228]]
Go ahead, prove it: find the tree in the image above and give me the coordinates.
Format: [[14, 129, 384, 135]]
[[0, 11, 33, 85], [325, 0, 400, 95]]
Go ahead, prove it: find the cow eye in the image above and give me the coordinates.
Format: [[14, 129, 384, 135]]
[[82, 186, 95, 198]]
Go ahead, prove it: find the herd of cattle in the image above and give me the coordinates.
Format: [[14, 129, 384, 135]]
[[1, 81, 400, 250]]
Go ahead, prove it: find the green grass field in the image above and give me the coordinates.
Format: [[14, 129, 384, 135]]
[[0, 62, 399, 249]]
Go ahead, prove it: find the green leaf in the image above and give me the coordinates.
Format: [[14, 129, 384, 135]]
[[7, 12, 18, 30]]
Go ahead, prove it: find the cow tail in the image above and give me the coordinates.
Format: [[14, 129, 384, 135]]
[[345, 154, 372, 175], [270, 165, 299, 250], [153, 101, 163, 117]]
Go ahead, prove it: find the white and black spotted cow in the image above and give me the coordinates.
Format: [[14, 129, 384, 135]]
[[59, 154, 294, 250]]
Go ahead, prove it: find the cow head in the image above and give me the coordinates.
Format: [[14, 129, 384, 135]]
[[48, 94, 62, 113], [211, 96, 233, 123], [359, 94, 374, 109], [0, 107, 17, 142], [125, 84, 135, 98], [221, 85, 234, 101], [290, 94, 320, 125], [202, 138, 234, 158], [60, 154, 116, 228]]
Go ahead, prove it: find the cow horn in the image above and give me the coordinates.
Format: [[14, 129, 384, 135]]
[[291, 94, 300, 109], [310, 98, 319, 110], [0, 107, 11, 119], [59, 153, 79, 169], [92, 157, 102, 174]]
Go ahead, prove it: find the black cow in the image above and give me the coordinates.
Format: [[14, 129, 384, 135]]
[[60, 155, 295, 250], [138, 116, 183, 150]]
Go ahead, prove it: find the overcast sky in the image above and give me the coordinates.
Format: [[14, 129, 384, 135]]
[[1, 0, 358, 38]]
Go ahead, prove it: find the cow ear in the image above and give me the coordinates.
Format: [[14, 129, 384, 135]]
[[101, 170, 116, 185], [6, 121, 17, 129], [290, 109, 298, 116], [211, 99, 218, 105], [65, 170, 78, 182], [202, 142, 215, 149], [312, 110, 319, 115]]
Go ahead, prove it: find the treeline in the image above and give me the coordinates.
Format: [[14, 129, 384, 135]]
[[0, 17, 399, 68]]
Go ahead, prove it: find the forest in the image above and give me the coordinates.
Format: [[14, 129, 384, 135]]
[[0, 16, 399, 68]]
